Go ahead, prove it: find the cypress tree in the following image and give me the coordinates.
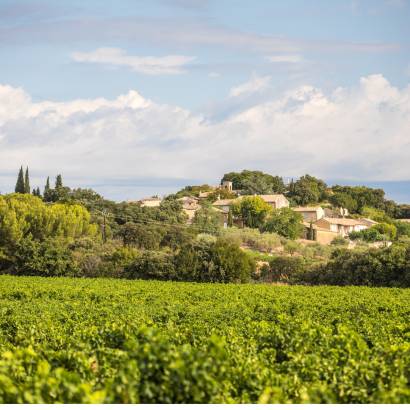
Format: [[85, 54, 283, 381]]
[[227, 209, 233, 227], [44, 177, 50, 193], [15, 166, 25, 193], [24, 167, 30, 194], [55, 174, 63, 189], [32, 187, 41, 197]]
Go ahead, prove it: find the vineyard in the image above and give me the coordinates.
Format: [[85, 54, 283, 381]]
[[0, 275, 409, 403]]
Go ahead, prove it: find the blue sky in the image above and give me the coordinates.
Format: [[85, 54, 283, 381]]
[[0, 0, 409, 201]]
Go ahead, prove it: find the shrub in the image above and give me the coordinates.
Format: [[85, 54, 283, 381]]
[[125, 251, 176, 280], [262, 208, 304, 239], [13, 237, 78, 277], [265, 256, 306, 282]]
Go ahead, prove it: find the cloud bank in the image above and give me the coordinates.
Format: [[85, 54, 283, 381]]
[[71, 48, 195, 75], [0, 74, 409, 198]]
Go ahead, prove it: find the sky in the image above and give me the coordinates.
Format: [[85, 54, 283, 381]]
[[0, 0, 409, 202]]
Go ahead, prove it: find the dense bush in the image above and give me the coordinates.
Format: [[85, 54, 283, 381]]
[[261, 256, 306, 282], [301, 245, 410, 287], [125, 239, 255, 283], [349, 223, 397, 242], [12, 237, 78, 277], [262, 208, 303, 239]]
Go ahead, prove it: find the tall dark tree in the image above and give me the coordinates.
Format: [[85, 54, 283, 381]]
[[32, 187, 41, 197], [55, 174, 63, 189], [44, 177, 50, 192], [24, 167, 30, 194], [15, 166, 25, 194]]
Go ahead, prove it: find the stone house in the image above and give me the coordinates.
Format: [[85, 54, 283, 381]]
[[138, 197, 162, 207], [178, 196, 201, 222], [293, 206, 325, 222], [315, 217, 372, 237]]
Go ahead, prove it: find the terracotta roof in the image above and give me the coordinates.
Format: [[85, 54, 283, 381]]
[[320, 217, 367, 226], [358, 218, 378, 226], [259, 194, 288, 203], [293, 206, 322, 212], [139, 197, 161, 202]]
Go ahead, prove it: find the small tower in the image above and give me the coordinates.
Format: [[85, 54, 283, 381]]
[[221, 180, 233, 191]]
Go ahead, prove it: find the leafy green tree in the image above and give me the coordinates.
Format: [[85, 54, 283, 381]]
[[331, 185, 386, 213], [24, 167, 30, 194], [227, 209, 233, 227], [15, 166, 25, 194], [13, 237, 78, 277], [55, 174, 63, 189], [119, 222, 164, 249], [289, 174, 327, 205], [262, 208, 304, 239], [44, 177, 50, 194], [329, 192, 357, 212], [0, 194, 97, 248], [222, 170, 285, 194], [231, 196, 272, 228], [192, 204, 221, 234]]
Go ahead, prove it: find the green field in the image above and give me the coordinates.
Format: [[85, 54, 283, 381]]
[[0, 276, 409, 403]]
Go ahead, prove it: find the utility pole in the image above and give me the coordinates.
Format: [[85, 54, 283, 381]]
[[95, 209, 110, 243]]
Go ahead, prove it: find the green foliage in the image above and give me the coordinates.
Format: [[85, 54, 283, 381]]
[[119, 222, 165, 250], [126, 251, 176, 280], [331, 186, 386, 213], [350, 223, 397, 242], [206, 188, 237, 202], [361, 206, 393, 223], [0, 276, 408, 403], [24, 167, 30, 194], [265, 256, 306, 282], [231, 196, 272, 228], [263, 208, 304, 239], [222, 170, 285, 194], [329, 192, 357, 212], [304, 244, 410, 287], [126, 238, 255, 284], [0, 194, 97, 248], [394, 220, 410, 238], [192, 204, 221, 234], [221, 227, 282, 253], [330, 236, 349, 246], [13, 237, 78, 277], [14, 167, 25, 194], [288, 175, 327, 205], [175, 184, 214, 198]]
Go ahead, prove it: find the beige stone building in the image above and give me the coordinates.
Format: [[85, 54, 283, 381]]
[[315, 217, 372, 237], [258, 194, 290, 209], [293, 206, 325, 222], [178, 196, 201, 222], [138, 197, 162, 207], [212, 194, 289, 213]]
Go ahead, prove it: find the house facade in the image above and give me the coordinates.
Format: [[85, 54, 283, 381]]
[[178, 196, 201, 222], [138, 197, 162, 207], [293, 206, 325, 222], [315, 217, 371, 237]]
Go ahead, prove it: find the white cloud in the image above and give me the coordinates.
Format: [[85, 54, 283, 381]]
[[267, 55, 304, 63], [71, 48, 195, 75], [1, 74, 409, 198], [229, 75, 271, 97]]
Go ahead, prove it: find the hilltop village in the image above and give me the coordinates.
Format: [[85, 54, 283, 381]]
[[2, 168, 410, 287], [134, 175, 407, 246]]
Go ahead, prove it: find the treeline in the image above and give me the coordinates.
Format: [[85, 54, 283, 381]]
[[0, 166, 409, 287], [221, 170, 410, 218], [259, 243, 410, 287]]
